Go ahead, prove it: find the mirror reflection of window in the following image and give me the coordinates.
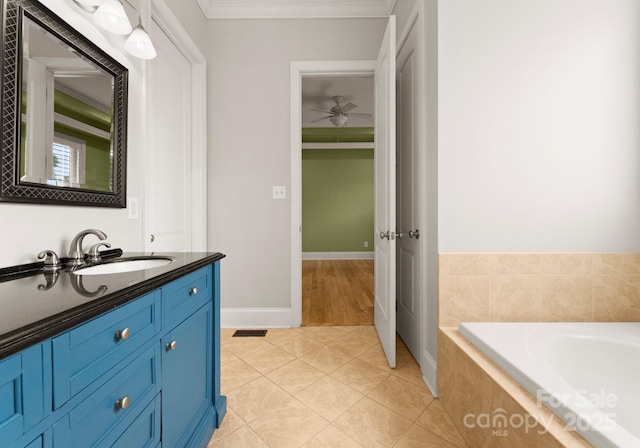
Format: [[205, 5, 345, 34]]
[[49, 133, 86, 187]]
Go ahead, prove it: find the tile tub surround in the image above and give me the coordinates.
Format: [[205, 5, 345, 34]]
[[438, 253, 640, 327], [438, 328, 591, 448], [208, 326, 468, 448]]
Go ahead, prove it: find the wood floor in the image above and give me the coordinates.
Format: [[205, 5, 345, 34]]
[[302, 259, 374, 326]]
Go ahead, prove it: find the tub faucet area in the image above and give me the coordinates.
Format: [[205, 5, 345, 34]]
[[67, 229, 108, 265]]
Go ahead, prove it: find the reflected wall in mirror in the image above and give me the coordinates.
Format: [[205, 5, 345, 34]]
[[1, 0, 128, 207]]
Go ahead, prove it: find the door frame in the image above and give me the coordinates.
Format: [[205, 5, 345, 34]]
[[290, 60, 376, 327], [144, 0, 207, 251]]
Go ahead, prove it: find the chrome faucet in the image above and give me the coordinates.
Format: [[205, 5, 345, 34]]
[[68, 229, 107, 265]]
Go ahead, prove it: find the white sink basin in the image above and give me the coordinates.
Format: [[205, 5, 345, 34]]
[[71, 257, 173, 275]]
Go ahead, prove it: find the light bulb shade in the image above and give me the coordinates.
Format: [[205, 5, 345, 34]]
[[124, 26, 157, 59], [93, 0, 132, 35], [329, 115, 348, 127]]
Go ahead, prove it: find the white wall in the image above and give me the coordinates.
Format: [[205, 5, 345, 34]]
[[438, 0, 640, 252], [0, 0, 147, 268], [207, 18, 386, 310]]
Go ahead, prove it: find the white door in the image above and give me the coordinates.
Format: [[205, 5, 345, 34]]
[[145, 19, 192, 252], [374, 16, 397, 368], [396, 18, 421, 360]]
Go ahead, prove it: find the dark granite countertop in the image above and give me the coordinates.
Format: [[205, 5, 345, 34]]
[[0, 251, 225, 360]]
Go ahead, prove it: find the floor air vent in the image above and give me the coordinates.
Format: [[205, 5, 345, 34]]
[[232, 329, 267, 337]]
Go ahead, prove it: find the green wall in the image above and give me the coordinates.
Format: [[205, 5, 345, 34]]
[[302, 147, 374, 253]]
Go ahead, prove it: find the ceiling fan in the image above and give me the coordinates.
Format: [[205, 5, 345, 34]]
[[310, 96, 372, 127]]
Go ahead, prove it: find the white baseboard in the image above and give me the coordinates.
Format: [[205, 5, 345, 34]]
[[302, 252, 374, 260], [221, 308, 293, 328], [422, 351, 438, 397]]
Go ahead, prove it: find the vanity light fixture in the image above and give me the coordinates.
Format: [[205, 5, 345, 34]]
[[93, 0, 132, 35], [71, 0, 156, 59]]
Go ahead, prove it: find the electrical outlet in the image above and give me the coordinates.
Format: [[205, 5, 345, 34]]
[[364, 241, 369, 248], [273, 186, 286, 200]]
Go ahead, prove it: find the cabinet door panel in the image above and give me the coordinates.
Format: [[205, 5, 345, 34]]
[[0, 344, 46, 446], [162, 303, 212, 448]]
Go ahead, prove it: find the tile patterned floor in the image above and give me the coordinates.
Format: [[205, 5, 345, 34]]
[[207, 326, 468, 448]]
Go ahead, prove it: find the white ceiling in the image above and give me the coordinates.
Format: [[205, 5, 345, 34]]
[[302, 76, 374, 128], [196, 0, 396, 19]]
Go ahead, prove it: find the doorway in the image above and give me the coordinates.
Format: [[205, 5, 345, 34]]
[[300, 76, 375, 327]]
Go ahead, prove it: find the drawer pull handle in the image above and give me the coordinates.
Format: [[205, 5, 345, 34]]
[[115, 327, 131, 341], [189, 287, 198, 296], [115, 395, 131, 411], [166, 340, 177, 351]]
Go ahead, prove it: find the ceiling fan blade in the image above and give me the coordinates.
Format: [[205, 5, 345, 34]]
[[341, 103, 357, 113], [310, 115, 332, 124], [311, 108, 333, 114], [348, 112, 372, 118]]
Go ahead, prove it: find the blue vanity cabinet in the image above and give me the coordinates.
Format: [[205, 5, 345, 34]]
[[0, 258, 224, 448], [0, 343, 49, 447]]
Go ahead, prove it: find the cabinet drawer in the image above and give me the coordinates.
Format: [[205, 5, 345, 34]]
[[0, 344, 47, 446], [52, 291, 161, 409], [163, 266, 212, 328], [53, 343, 161, 448]]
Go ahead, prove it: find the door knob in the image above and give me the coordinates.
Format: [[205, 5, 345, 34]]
[[396, 231, 404, 239], [408, 229, 420, 239], [379, 231, 390, 240]]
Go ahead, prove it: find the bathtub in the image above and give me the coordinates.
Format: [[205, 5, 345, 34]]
[[458, 322, 640, 448]]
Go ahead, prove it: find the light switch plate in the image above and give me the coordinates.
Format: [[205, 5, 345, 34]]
[[273, 186, 286, 200], [128, 197, 139, 219]]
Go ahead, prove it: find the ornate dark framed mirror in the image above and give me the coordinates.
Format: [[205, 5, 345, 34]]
[[0, 0, 128, 207]]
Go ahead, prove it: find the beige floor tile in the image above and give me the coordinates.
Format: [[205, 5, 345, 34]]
[[221, 359, 262, 393], [301, 424, 364, 448], [331, 358, 390, 394], [367, 375, 434, 421], [226, 377, 291, 423], [208, 409, 245, 444], [249, 397, 328, 448], [415, 400, 468, 448], [295, 376, 363, 421], [299, 326, 349, 344], [262, 327, 302, 343], [393, 424, 459, 448], [207, 425, 268, 448], [358, 344, 395, 372], [220, 346, 239, 365], [224, 337, 273, 359], [393, 358, 430, 389], [299, 345, 353, 373], [338, 325, 371, 333], [346, 326, 379, 340], [333, 397, 412, 448], [272, 334, 326, 357], [243, 344, 297, 374], [329, 332, 379, 357], [266, 359, 327, 394]]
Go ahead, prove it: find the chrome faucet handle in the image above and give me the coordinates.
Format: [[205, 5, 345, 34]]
[[37, 250, 61, 270], [87, 242, 112, 262], [68, 229, 108, 265]]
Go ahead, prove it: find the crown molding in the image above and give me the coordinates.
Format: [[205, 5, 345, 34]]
[[196, 0, 396, 19]]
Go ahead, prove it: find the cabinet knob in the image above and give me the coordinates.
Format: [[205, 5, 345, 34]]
[[115, 395, 131, 411], [115, 327, 131, 341], [166, 340, 177, 351], [189, 287, 198, 296]]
